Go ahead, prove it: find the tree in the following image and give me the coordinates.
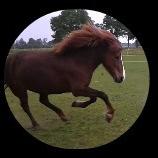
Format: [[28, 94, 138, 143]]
[[96, 15, 136, 48], [42, 38, 48, 47], [27, 38, 36, 48], [50, 9, 92, 43], [124, 29, 135, 48], [12, 38, 53, 49], [46, 40, 53, 48], [19, 38, 27, 48], [13, 38, 27, 49], [99, 15, 127, 38], [27, 38, 43, 48], [35, 38, 43, 48]]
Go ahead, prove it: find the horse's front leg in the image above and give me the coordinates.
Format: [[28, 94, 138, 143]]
[[72, 87, 115, 123], [72, 97, 97, 108]]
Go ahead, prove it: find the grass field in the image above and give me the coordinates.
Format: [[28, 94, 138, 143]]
[[5, 48, 149, 149]]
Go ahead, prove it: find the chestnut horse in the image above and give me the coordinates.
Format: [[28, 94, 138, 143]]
[[4, 24, 125, 128]]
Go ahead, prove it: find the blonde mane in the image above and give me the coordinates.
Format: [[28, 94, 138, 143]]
[[52, 24, 116, 55]]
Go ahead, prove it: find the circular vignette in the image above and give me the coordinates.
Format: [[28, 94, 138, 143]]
[[4, 9, 150, 149]]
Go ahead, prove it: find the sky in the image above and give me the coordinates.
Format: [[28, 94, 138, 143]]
[[16, 10, 133, 43]]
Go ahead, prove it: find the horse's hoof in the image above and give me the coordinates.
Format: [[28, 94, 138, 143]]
[[72, 101, 78, 107], [105, 109, 115, 123], [105, 113, 113, 123], [61, 117, 69, 122], [28, 125, 40, 130], [65, 120, 71, 124], [60, 115, 69, 122], [62, 118, 71, 124], [105, 113, 114, 123]]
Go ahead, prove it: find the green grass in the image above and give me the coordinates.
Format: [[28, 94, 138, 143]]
[[123, 54, 147, 61], [5, 49, 149, 149], [123, 48, 144, 54]]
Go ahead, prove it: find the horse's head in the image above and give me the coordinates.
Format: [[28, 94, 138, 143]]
[[100, 39, 125, 83]]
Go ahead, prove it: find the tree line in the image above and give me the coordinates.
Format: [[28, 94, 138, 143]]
[[12, 38, 53, 49], [12, 9, 141, 49]]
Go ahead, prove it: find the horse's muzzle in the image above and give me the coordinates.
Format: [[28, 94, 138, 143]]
[[114, 76, 124, 83]]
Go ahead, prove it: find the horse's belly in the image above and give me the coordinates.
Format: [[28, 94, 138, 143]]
[[26, 78, 70, 94]]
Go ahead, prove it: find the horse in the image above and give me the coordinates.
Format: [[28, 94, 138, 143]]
[[4, 24, 125, 128]]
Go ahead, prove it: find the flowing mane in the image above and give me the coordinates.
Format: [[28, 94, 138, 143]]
[[52, 24, 117, 55]]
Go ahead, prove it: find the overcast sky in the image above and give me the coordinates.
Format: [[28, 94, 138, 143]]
[[16, 10, 133, 43]]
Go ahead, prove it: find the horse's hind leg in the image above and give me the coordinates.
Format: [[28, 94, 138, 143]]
[[72, 97, 97, 108], [19, 91, 39, 128], [11, 88, 39, 128], [39, 94, 68, 122]]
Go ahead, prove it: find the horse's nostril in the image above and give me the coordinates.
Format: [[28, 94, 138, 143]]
[[115, 76, 124, 83]]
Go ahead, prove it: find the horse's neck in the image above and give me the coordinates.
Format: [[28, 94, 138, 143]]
[[81, 49, 101, 70], [66, 49, 101, 72], [53, 48, 101, 75]]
